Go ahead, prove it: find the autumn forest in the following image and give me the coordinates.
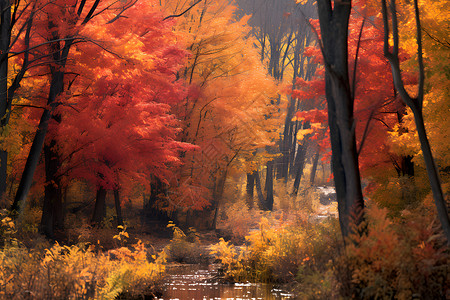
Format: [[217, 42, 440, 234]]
[[0, 0, 449, 299]]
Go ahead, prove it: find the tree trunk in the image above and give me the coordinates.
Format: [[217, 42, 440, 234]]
[[382, 0, 450, 243], [264, 160, 274, 210], [0, 150, 6, 199], [92, 186, 107, 225], [211, 170, 228, 229], [39, 140, 64, 239], [278, 96, 296, 181], [114, 189, 123, 227], [310, 147, 320, 184], [254, 169, 265, 207], [246, 172, 255, 209], [413, 107, 450, 241], [11, 66, 68, 213], [0, 0, 10, 200], [317, 0, 365, 239], [292, 143, 308, 196]]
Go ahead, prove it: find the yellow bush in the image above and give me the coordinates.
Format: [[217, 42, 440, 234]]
[[0, 236, 166, 299], [211, 215, 340, 288], [164, 222, 205, 263]]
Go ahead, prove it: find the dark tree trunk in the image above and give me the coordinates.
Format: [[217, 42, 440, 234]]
[[310, 147, 320, 184], [211, 170, 227, 229], [413, 107, 450, 241], [400, 155, 414, 177], [114, 189, 123, 227], [11, 34, 72, 212], [0, 150, 6, 199], [292, 143, 308, 196], [11, 0, 99, 213], [254, 169, 265, 207], [317, 0, 365, 238], [246, 172, 255, 209], [0, 1, 10, 199], [92, 186, 107, 225], [264, 161, 274, 210], [39, 140, 64, 239], [11, 72, 63, 212], [144, 176, 170, 224], [278, 98, 295, 181]]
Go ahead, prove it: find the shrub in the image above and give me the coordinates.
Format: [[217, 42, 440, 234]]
[[345, 205, 449, 299], [164, 222, 206, 263], [216, 202, 264, 243], [211, 215, 340, 289], [0, 235, 166, 299]]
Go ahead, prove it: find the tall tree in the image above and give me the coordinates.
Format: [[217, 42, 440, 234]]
[[381, 0, 450, 243], [11, 0, 105, 214], [48, 0, 190, 228], [0, 0, 38, 200], [161, 0, 279, 226], [316, 0, 364, 238]]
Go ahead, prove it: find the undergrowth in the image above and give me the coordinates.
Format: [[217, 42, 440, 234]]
[[211, 204, 449, 299], [0, 211, 166, 299], [163, 221, 208, 263]]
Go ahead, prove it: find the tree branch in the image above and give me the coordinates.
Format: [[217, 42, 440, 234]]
[[163, 0, 204, 21]]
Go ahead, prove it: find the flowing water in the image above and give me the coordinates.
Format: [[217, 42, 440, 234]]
[[159, 264, 295, 300]]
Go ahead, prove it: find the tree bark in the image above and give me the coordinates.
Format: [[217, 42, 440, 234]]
[[317, 0, 365, 238], [92, 186, 107, 225], [413, 106, 450, 241], [264, 160, 274, 210], [246, 172, 255, 209], [211, 170, 228, 229], [11, 68, 66, 212], [310, 147, 320, 184], [39, 140, 64, 239], [11, 27, 73, 212], [254, 169, 265, 207], [292, 143, 308, 196], [114, 189, 123, 227], [0, 0, 10, 199]]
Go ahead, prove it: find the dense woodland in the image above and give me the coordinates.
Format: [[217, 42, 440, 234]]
[[0, 0, 449, 299]]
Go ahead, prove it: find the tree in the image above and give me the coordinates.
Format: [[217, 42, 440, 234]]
[[160, 0, 279, 226], [46, 0, 191, 229], [236, 0, 320, 211], [381, 0, 450, 243], [0, 0, 39, 200], [315, 0, 364, 238], [11, 0, 106, 215]]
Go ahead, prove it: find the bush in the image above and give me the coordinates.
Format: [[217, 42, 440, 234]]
[[0, 233, 166, 299], [164, 222, 207, 263], [211, 214, 340, 290], [344, 205, 449, 299]]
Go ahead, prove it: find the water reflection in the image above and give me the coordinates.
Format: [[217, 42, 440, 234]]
[[160, 264, 295, 300]]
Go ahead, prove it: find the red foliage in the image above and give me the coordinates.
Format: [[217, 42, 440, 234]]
[[291, 3, 405, 178], [49, 1, 193, 191]]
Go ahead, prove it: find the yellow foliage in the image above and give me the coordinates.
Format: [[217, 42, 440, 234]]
[[296, 128, 314, 141], [211, 215, 340, 286], [0, 236, 166, 299]]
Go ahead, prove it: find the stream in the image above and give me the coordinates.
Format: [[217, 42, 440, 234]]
[[159, 264, 295, 300]]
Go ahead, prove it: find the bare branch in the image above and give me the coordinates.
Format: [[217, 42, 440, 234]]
[[107, 0, 138, 24], [352, 17, 366, 101], [12, 104, 47, 110], [163, 0, 203, 21], [422, 28, 450, 49]]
